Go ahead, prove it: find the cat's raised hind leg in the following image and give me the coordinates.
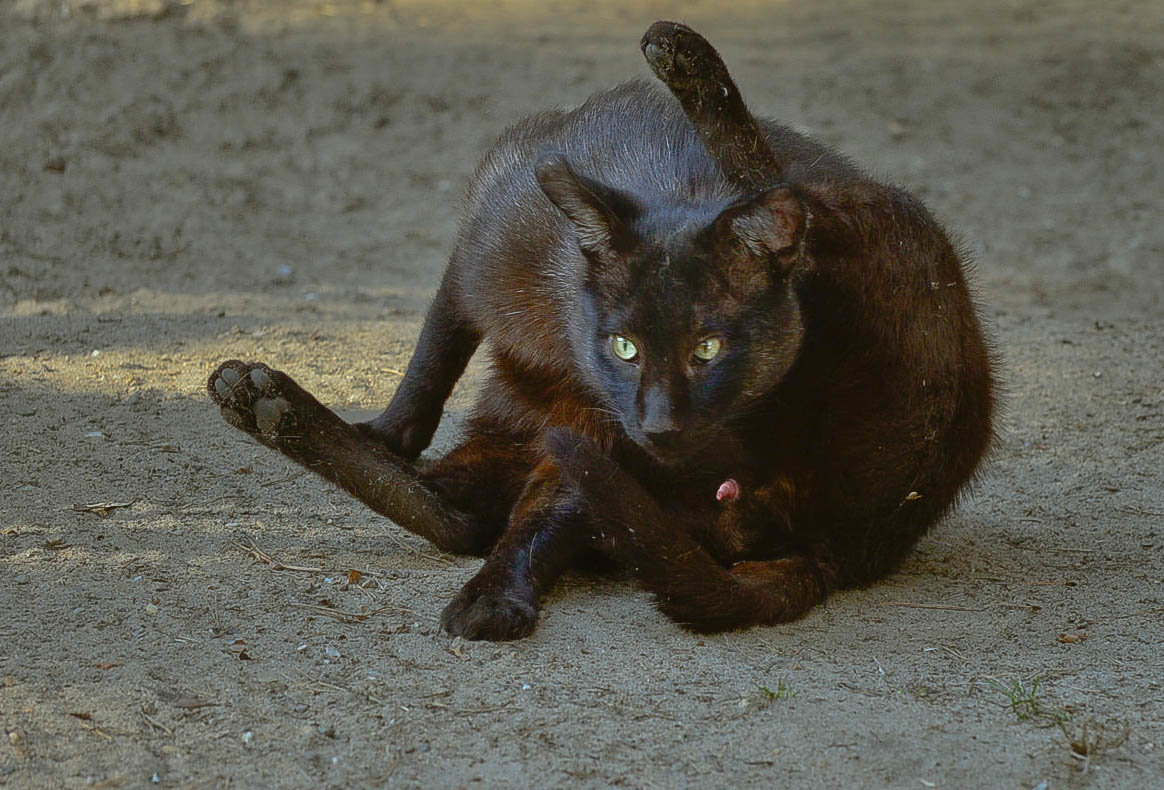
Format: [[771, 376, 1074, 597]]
[[641, 20, 784, 192], [208, 360, 491, 555]]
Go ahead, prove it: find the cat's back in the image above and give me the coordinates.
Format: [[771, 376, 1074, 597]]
[[452, 81, 857, 305], [466, 80, 856, 218], [464, 81, 726, 228]]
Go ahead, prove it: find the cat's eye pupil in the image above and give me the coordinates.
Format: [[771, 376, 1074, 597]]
[[611, 335, 638, 362], [693, 337, 722, 362]]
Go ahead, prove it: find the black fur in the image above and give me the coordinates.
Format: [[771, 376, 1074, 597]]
[[209, 22, 995, 640]]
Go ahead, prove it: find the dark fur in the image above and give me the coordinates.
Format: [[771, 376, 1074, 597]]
[[209, 23, 995, 640]]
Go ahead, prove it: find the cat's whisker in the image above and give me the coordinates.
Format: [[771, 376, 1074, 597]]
[[584, 406, 622, 419]]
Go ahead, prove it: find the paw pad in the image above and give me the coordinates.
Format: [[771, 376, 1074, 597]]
[[208, 360, 292, 438]]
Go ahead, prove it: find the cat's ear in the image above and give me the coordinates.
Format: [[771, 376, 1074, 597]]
[[536, 155, 637, 255], [714, 186, 807, 272]]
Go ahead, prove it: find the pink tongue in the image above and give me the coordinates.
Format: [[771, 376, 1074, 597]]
[[716, 478, 741, 502]]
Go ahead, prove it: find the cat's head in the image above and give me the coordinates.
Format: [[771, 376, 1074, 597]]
[[537, 156, 810, 465]]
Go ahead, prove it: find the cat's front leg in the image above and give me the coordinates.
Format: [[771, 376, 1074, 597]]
[[546, 428, 836, 633], [360, 277, 481, 460], [441, 458, 587, 641]]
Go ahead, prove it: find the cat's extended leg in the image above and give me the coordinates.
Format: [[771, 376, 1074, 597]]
[[208, 360, 492, 555], [546, 428, 837, 633], [360, 277, 481, 460], [641, 20, 784, 191], [440, 458, 588, 641]]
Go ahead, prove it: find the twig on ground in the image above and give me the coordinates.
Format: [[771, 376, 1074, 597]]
[[72, 500, 136, 516], [294, 671, 385, 705], [1061, 718, 1131, 773], [77, 721, 115, 740], [1118, 505, 1164, 517], [884, 601, 984, 612], [231, 539, 322, 573], [259, 471, 306, 488], [1082, 606, 1164, 627], [141, 708, 173, 736], [425, 701, 513, 716], [291, 601, 416, 623]]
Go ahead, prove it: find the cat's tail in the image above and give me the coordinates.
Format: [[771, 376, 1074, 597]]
[[641, 21, 784, 193]]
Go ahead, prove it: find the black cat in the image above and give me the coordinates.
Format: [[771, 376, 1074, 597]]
[[208, 22, 996, 640]]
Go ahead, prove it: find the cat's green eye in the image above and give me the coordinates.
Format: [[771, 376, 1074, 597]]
[[692, 336, 723, 363], [611, 334, 639, 362]]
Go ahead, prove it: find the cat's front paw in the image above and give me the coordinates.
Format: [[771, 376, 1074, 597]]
[[440, 586, 538, 642], [209, 360, 296, 439]]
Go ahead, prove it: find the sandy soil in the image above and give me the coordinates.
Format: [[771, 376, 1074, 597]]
[[2, 1, 1162, 787]]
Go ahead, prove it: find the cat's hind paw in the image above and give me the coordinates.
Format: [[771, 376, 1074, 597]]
[[208, 360, 300, 441], [641, 21, 725, 91]]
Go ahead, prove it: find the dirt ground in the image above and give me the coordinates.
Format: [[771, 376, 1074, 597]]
[[2, 0, 1162, 787]]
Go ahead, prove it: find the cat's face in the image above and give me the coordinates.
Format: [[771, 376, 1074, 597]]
[[538, 157, 809, 464]]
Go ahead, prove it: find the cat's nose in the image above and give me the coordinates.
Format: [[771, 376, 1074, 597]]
[[641, 384, 680, 439]]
